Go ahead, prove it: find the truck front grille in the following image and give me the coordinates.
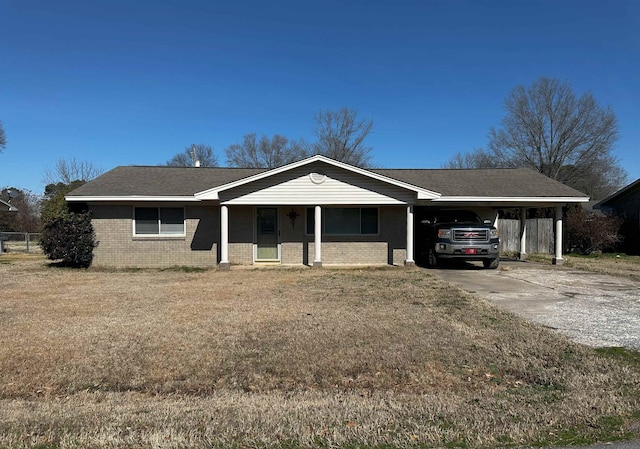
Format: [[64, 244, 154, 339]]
[[452, 229, 489, 242]]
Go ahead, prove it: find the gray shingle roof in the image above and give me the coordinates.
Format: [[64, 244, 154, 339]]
[[66, 165, 588, 199], [373, 168, 587, 198], [67, 166, 266, 197], [593, 178, 640, 208]]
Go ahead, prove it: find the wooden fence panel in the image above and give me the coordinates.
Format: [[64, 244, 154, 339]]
[[498, 219, 553, 254]]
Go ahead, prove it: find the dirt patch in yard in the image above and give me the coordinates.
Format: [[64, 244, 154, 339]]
[[0, 259, 639, 448]]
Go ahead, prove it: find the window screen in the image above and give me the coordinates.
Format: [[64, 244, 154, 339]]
[[306, 207, 378, 235], [135, 207, 184, 235]]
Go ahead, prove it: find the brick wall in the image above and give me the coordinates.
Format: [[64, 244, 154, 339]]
[[228, 206, 254, 264], [90, 204, 409, 268], [90, 204, 218, 268], [305, 206, 407, 265]]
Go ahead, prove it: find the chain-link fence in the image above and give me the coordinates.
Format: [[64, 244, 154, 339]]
[[0, 232, 42, 254]]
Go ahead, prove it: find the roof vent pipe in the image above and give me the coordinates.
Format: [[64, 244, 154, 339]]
[[191, 144, 199, 168]]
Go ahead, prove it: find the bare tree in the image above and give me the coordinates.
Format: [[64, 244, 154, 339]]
[[167, 144, 218, 167], [225, 133, 306, 168], [487, 77, 624, 197], [310, 107, 373, 167], [0, 120, 6, 151], [443, 148, 500, 169], [43, 158, 104, 185]]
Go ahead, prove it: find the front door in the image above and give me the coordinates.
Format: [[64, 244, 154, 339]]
[[256, 207, 279, 261]]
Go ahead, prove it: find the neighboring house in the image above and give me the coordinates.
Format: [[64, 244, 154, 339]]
[[66, 155, 589, 268], [594, 178, 640, 255], [0, 199, 18, 212], [0, 199, 18, 253]]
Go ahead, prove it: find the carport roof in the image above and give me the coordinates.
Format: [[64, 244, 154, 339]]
[[374, 167, 588, 198], [66, 161, 588, 202]]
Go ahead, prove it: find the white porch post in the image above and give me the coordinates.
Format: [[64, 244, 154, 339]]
[[552, 205, 564, 265], [405, 205, 415, 266], [313, 205, 322, 268], [219, 204, 230, 270], [519, 207, 528, 260]]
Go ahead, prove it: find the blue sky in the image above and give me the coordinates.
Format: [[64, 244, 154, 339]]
[[1, 0, 639, 195]]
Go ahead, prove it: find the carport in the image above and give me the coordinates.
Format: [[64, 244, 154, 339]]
[[375, 168, 591, 265]]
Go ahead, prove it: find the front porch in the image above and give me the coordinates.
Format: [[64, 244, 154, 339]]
[[218, 205, 416, 269]]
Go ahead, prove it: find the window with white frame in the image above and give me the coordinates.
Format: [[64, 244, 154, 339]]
[[134, 207, 185, 236], [306, 207, 378, 235]]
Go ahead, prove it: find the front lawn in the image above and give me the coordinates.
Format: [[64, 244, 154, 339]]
[[0, 260, 639, 448]]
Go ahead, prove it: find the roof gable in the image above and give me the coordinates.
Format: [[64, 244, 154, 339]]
[[195, 155, 440, 202]]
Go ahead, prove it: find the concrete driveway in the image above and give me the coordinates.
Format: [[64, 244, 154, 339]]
[[429, 260, 640, 350]]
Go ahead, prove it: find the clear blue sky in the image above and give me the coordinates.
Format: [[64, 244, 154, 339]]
[[1, 0, 639, 195]]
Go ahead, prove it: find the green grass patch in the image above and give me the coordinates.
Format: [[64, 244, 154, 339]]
[[595, 346, 640, 367]]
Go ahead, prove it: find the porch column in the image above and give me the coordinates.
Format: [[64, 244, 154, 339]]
[[519, 207, 528, 260], [313, 205, 322, 268], [405, 205, 415, 266], [552, 205, 564, 265], [219, 204, 230, 270]]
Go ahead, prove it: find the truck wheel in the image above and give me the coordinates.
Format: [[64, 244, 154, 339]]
[[427, 248, 438, 268], [483, 258, 499, 269]]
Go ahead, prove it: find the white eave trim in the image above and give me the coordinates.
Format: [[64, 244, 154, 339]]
[[432, 196, 590, 203], [65, 195, 200, 202], [0, 199, 18, 211], [194, 154, 441, 200]]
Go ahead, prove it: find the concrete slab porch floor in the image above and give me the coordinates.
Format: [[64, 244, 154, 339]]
[[428, 260, 640, 350]]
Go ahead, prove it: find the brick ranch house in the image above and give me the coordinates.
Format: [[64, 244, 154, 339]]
[[66, 155, 589, 269]]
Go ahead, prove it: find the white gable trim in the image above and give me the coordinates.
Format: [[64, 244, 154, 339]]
[[195, 155, 441, 201]]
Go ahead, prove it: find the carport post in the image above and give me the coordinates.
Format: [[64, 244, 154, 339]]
[[219, 205, 230, 270], [552, 205, 564, 265], [519, 207, 528, 260], [405, 205, 415, 266], [313, 205, 322, 268]]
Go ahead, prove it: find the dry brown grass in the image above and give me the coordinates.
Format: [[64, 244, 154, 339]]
[[0, 259, 639, 448], [527, 252, 640, 280]]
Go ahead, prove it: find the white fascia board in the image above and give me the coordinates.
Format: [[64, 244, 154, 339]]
[[195, 154, 441, 200], [432, 196, 590, 203], [65, 195, 200, 202]]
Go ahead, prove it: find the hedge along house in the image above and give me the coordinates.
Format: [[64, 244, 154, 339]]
[[65, 155, 589, 269]]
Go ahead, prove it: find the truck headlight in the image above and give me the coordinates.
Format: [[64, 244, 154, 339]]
[[490, 229, 499, 238], [438, 229, 451, 238]]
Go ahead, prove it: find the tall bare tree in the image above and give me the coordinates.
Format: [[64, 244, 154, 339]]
[[444, 77, 625, 199], [488, 77, 624, 197], [225, 133, 306, 168], [0, 120, 6, 152], [443, 148, 499, 169], [43, 158, 104, 185], [310, 107, 373, 167], [167, 144, 218, 167]]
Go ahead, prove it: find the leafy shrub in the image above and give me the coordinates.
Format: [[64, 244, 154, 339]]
[[41, 211, 97, 267]]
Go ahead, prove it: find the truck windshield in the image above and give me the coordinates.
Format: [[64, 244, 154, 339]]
[[435, 211, 482, 224]]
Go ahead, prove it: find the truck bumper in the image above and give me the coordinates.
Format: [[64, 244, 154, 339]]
[[435, 241, 500, 259]]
